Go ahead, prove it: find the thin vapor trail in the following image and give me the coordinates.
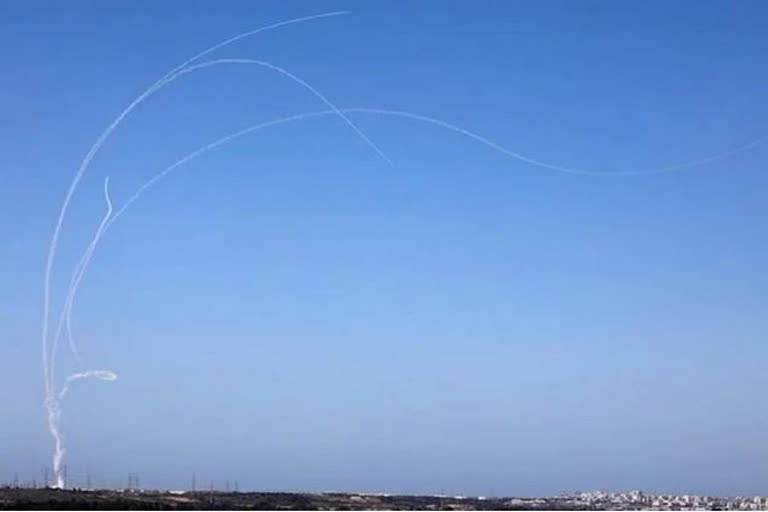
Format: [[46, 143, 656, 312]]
[[42, 9, 349, 396], [349, 109, 768, 177], [54, 98, 768, 369], [53, 177, 113, 369], [52, 57, 391, 372], [60, 103, 768, 367], [41, 10, 354, 489], [91, 106, 768, 238], [176, 59, 391, 165]]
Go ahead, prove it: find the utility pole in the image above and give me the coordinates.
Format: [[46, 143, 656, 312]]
[[135, 475, 140, 491], [225, 480, 230, 493], [192, 473, 196, 493], [234, 481, 239, 493], [209, 480, 214, 492], [86, 474, 92, 490], [13, 473, 18, 488], [43, 467, 50, 488], [128, 473, 133, 491], [63, 465, 68, 489]]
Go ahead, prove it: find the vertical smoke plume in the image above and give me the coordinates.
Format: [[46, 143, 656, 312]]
[[46, 177, 116, 490]]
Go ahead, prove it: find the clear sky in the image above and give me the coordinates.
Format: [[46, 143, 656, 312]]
[[1, 0, 767, 497]]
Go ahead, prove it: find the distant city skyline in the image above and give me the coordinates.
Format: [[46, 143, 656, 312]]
[[7, 483, 768, 511]]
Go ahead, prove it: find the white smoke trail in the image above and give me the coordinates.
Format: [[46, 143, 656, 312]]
[[83, 107, 768, 245], [51, 57, 392, 384], [59, 370, 118, 402], [58, 103, 768, 386], [54, 177, 113, 368], [41, 10, 355, 489], [347, 109, 768, 177], [46, 369, 118, 489], [175, 59, 391, 165], [57, 105, 768, 392], [46, 178, 116, 490], [43, 8, 350, 397], [55, 99, 768, 369]]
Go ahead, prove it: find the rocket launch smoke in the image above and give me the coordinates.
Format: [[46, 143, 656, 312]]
[[40, 10, 381, 490], [42, 11, 767, 490]]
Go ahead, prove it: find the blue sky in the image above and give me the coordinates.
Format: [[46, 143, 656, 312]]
[[1, 0, 767, 496]]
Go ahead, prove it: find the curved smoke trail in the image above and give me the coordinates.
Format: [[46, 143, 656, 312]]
[[53, 176, 113, 366], [51, 103, 768, 488], [43, 8, 350, 398], [58, 99, 768, 372], [350, 110, 768, 177], [44, 15, 767, 490], [41, 10, 372, 489], [76, 106, 768, 251], [46, 369, 117, 484], [58, 370, 118, 403], [57, 51, 768, 369], [50, 56, 391, 391], [60, 102, 768, 392]]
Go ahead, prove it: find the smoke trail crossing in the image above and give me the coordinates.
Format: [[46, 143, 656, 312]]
[[55, 106, 768, 414], [43, 10, 352, 395], [41, 10, 363, 490], [85, 107, 768, 240], [52, 56, 392, 375], [175, 59, 391, 165], [56, 177, 113, 368], [59, 102, 768, 385], [53, 100, 768, 376], [45, 177, 116, 490]]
